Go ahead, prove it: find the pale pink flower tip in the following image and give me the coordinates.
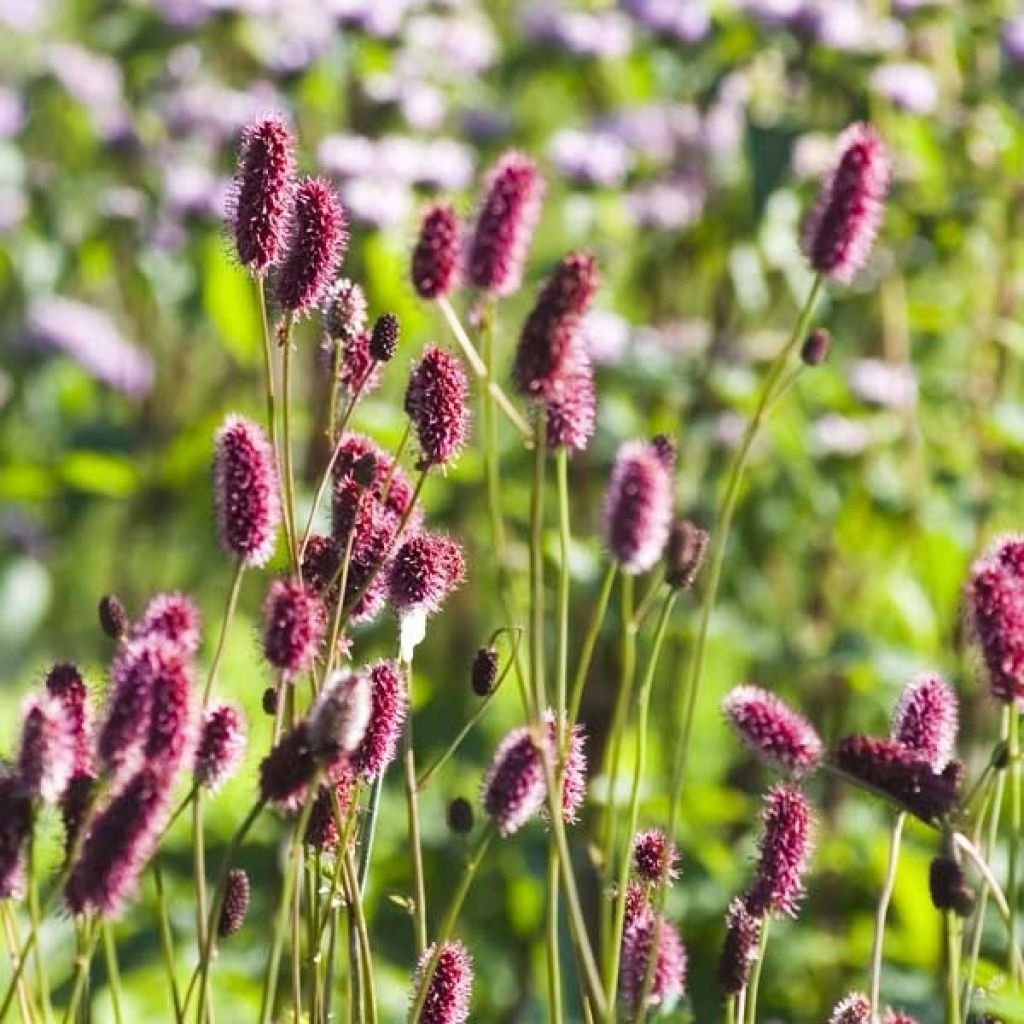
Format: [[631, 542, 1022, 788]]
[[603, 439, 674, 574], [891, 672, 958, 771], [133, 592, 202, 656], [17, 694, 74, 804], [194, 702, 248, 792], [412, 941, 474, 1024], [828, 992, 871, 1024], [404, 345, 470, 468], [544, 710, 587, 825], [722, 684, 824, 776]]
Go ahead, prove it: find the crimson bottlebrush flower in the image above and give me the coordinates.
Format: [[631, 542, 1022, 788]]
[[405, 345, 470, 468], [828, 993, 871, 1024], [218, 868, 251, 938], [214, 414, 281, 568], [194, 702, 247, 792], [98, 593, 128, 639], [302, 533, 343, 600], [514, 250, 600, 400], [632, 829, 680, 885], [834, 735, 963, 823], [61, 773, 95, 856], [274, 176, 348, 316], [745, 784, 814, 918], [718, 898, 762, 996], [482, 724, 547, 837], [664, 518, 710, 591], [471, 645, 499, 696], [722, 685, 824, 777], [262, 578, 326, 677], [323, 277, 368, 342], [65, 766, 170, 917], [891, 673, 958, 771], [929, 855, 975, 917], [259, 722, 316, 812], [388, 532, 466, 617], [412, 942, 474, 1024], [308, 668, 373, 758], [17, 694, 74, 804], [370, 313, 400, 363], [0, 772, 32, 899], [350, 660, 407, 783], [143, 645, 196, 778], [412, 203, 461, 300], [544, 345, 597, 454], [603, 440, 673, 574], [45, 661, 92, 775], [336, 329, 382, 397], [467, 151, 544, 297], [331, 433, 420, 525], [966, 534, 1024, 703], [228, 115, 296, 275], [619, 911, 687, 1013], [802, 123, 890, 284], [305, 770, 355, 850], [544, 710, 587, 824], [133, 592, 202, 656]]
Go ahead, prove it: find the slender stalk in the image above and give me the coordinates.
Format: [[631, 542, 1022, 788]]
[[945, 911, 961, 1024], [725, 995, 736, 1024], [745, 918, 770, 1024], [547, 846, 564, 1024], [567, 562, 618, 725], [291, 849, 304, 1024], [201, 558, 246, 706], [152, 864, 184, 1023], [101, 923, 124, 1024], [279, 314, 300, 574], [555, 447, 572, 732], [529, 406, 547, 716], [25, 832, 53, 1024], [1, 903, 36, 1024], [869, 812, 906, 1019], [1009, 709, 1021, 984], [341, 848, 377, 1024], [62, 918, 99, 1024], [403, 677, 429, 954]]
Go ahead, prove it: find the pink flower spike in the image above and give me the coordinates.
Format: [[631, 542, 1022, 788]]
[[411, 941, 474, 1024], [17, 693, 75, 804], [543, 710, 587, 825], [404, 345, 470, 468], [745, 784, 814, 919], [388, 532, 466, 617], [482, 724, 547, 837], [0, 772, 32, 899], [544, 344, 597, 454], [45, 662, 92, 776], [194, 703, 247, 792], [350, 660, 407, 783], [133, 592, 202, 656], [412, 203, 461, 300], [891, 672, 958, 771], [619, 912, 687, 1013], [603, 440, 673, 574], [828, 993, 871, 1024], [262, 578, 326, 677], [632, 829, 680, 886], [722, 684, 824, 777], [718, 898, 761, 996]]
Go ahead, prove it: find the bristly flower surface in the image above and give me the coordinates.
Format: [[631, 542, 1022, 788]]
[[603, 439, 673, 574], [544, 710, 587, 824], [411, 942, 474, 1024], [17, 693, 75, 804], [218, 867, 251, 938], [482, 724, 547, 837], [718, 898, 761, 996], [194, 702, 247, 792], [632, 828, 680, 885], [262, 579, 326, 677], [722, 685, 824, 777], [388, 532, 466, 617], [404, 345, 470, 468], [744, 783, 814, 918], [133, 592, 202, 656], [350, 660, 407, 783], [891, 672, 958, 771], [828, 993, 871, 1024], [44, 662, 92, 775], [619, 910, 687, 1013], [412, 203, 461, 300], [0, 772, 32, 898], [543, 345, 597, 454]]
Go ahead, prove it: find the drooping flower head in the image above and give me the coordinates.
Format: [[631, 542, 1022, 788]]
[[834, 735, 962, 823], [467, 151, 544, 297], [388, 532, 466, 617], [544, 346, 597, 454], [828, 993, 871, 1024], [745, 784, 814, 918], [228, 115, 296, 274], [262, 579, 326, 677], [17, 694, 75, 804], [619, 910, 687, 1013], [545, 710, 587, 824], [603, 440, 673, 574], [98, 594, 128, 639], [718, 898, 761, 997], [308, 668, 373, 759], [664, 518, 710, 591], [194, 702, 248, 792], [802, 123, 890, 283], [218, 868, 251, 938], [350, 660, 407, 782], [274, 176, 348, 316], [214, 414, 281, 568], [45, 661, 92, 775], [405, 345, 470, 468], [482, 724, 547, 837], [0, 771, 32, 898], [412, 203, 461, 300], [632, 829, 680, 886], [966, 534, 1024, 703], [891, 673, 958, 771], [411, 942, 474, 1024], [722, 685, 824, 777], [801, 327, 831, 366], [133, 592, 202, 656]]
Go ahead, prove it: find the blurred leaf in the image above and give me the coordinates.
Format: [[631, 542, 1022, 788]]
[[59, 450, 139, 497], [202, 237, 260, 366]]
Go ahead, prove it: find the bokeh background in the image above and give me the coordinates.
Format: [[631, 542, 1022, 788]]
[[2, 0, 1024, 1020]]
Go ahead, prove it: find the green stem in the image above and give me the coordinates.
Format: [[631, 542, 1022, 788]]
[[869, 812, 906, 1019], [745, 917, 770, 1024], [1010, 709, 1021, 984], [529, 406, 547, 717], [101, 923, 124, 1024], [152, 864, 184, 1023], [341, 846, 377, 1024], [1, 903, 36, 1024], [547, 845, 564, 1024], [725, 995, 736, 1024], [567, 562, 618, 725], [403, 675, 429, 955], [280, 314, 300, 575], [62, 918, 99, 1024], [25, 831, 53, 1024], [946, 911, 961, 1024], [555, 448, 571, 731], [291, 846, 304, 1024]]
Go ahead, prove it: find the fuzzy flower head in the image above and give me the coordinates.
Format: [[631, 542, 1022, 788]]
[[632, 829, 680, 886], [412, 942, 474, 1024], [545, 710, 587, 824], [133, 592, 202, 656], [336, 329, 382, 398], [603, 440, 673, 574], [305, 770, 355, 850], [143, 645, 197, 779], [388, 532, 466, 617], [544, 345, 597, 454], [745, 784, 814, 919], [802, 123, 890, 284], [828, 993, 871, 1024], [966, 534, 1024, 703], [228, 115, 296, 274], [471, 645, 499, 696], [331, 433, 420, 525], [370, 313, 400, 363], [722, 685, 824, 777], [259, 722, 316, 812], [718, 898, 761, 997], [891, 673, 958, 771], [274, 176, 348, 316], [308, 668, 373, 759], [350, 660, 407, 783], [0, 772, 32, 899], [323, 277, 368, 342], [214, 414, 281, 568], [262, 579, 326, 677], [404, 345, 470, 468], [665, 518, 709, 591], [98, 594, 128, 639], [194, 703, 247, 792], [412, 202, 461, 300], [17, 693, 75, 804], [467, 151, 544, 297], [619, 912, 687, 1013], [218, 868, 251, 938], [482, 724, 547, 837], [45, 662, 92, 775]]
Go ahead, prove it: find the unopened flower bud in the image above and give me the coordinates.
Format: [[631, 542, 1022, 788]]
[[99, 594, 128, 639], [447, 797, 474, 835], [801, 328, 831, 366], [353, 452, 378, 489], [370, 313, 399, 363], [471, 646, 499, 697], [664, 519, 709, 591], [262, 687, 278, 717]]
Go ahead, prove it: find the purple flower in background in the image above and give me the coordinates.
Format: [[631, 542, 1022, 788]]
[[46, 43, 131, 141], [0, 86, 24, 139], [627, 177, 706, 231], [871, 63, 939, 115], [811, 414, 872, 457], [549, 129, 633, 187], [336, 0, 411, 38], [606, 104, 701, 162], [583, 310, 631, 366], [342, 178, 414, 229], [524, 8, 634, 58], [1004, 18, 1024, 66], [25, 298, 155, 397], [620, 0, 710, 43], [848, 359, 918, 410]]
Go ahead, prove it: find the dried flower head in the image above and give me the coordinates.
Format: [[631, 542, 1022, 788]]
[[834, 735, 962, 823], [619, 911, 687, 1013], [828, 993, 871, 1024], [274, 176, 348, 316], [0, 772, 32, 898], [214, 414, 281, 568], [544, 345, 597, 454], [350, 660, 407, 783], [665, 518, 710, 591], [718, 898, 762, 996], [98, 594, 128, 639], [17, 694, 75, 804], [482, 724, 547, 837], [323, 277, 368, 342], [370, 313, 400, 363], [722, 685, 824, 777], [412, 942, 474, 1024], [405, 345, 470, 468], [745, 784, 814, 918], [45, 662, 92, 775], [388, 532, 466, 617], [603, 440, 674, 574], [412, 203, 461, 300], [467, 151, 544, 297], [471, 645, 499, 697], [133, 592, 202, 656], [259, 722, 316, 812], [891, 673, 958, 772], [308, 669, 373, 758], [632, 829, 680, 885], [262, 579, 326, 677], [194, 702, 248, 792], [802, 123, 890, 283], [929, 855, 975, 917], [228, 115, 296, 274], [218, 868, 251, 938]]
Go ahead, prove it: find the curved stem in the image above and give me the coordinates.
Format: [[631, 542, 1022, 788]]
[[567, 562, 618, 725], [869, 812, 906, 1019]]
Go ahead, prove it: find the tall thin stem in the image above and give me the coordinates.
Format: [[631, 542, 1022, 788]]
[[1, 903, 36, 1024], [403, 660, 428, 955], [945, 912, 961, 1024], [101, 924, 124, 1024], [567, 562, 618, 725], [529, 406, 547, 716], [1009, 709, 1020, 984], [555, 448, 572, 730], [25, 831, 53, 1024], [279, 315, 300, 574], [546, 845, 564, 1024], [869, 812, 906, 1019], [62, 918, 99, 1024], [152, 864, 184, 1023], [745, 918, 770, 1024]]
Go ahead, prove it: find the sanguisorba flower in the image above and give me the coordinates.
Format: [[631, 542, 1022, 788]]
[[619, 910, 687, 1013], [98, 594, 128, 639], [891, 672, 958, 771], [194, 702, 248, 792], [411, 941, 474, 1024], [0, 771, 32, 898], [543, 345, 597, 455], [133, 592, 202, 657], [17, 693, 74, 804], [802, 122, 890, 284], [214, 414, 281, 568], [482, 724, 547, 837], [633, 828, 680, 886], [544, 710, 587, 824], [350, 660, 407, 783], [471, 645, 499, 696], [388, 532, 466, 617], [218, 867, 251, 938], [262, 578, 326, 677], [928, 855, 975, 917], [274, 176, 348, 317], [664, 518, 710, 591], [828, 993, 871, 1024], [603, 439, 673, 574], [745, 784, 814, 919], [323, 277, 368, 344], [412, 203, 461, 300], [259, 722, 317, 812], [332, 433, 420, 525], [142, 642, 197, 779], [45, 661, 92, 775], [405, 345, 470, 468], [966, 534, 1024, 703], [722, 685, 824, 777], [308, 668, 373, 759], [370, 312, 400, 363], [336, 329, 381, 398], [228, 115, 296, 275], [718, 898, 762, 997], [467, 151, 544, 297]]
